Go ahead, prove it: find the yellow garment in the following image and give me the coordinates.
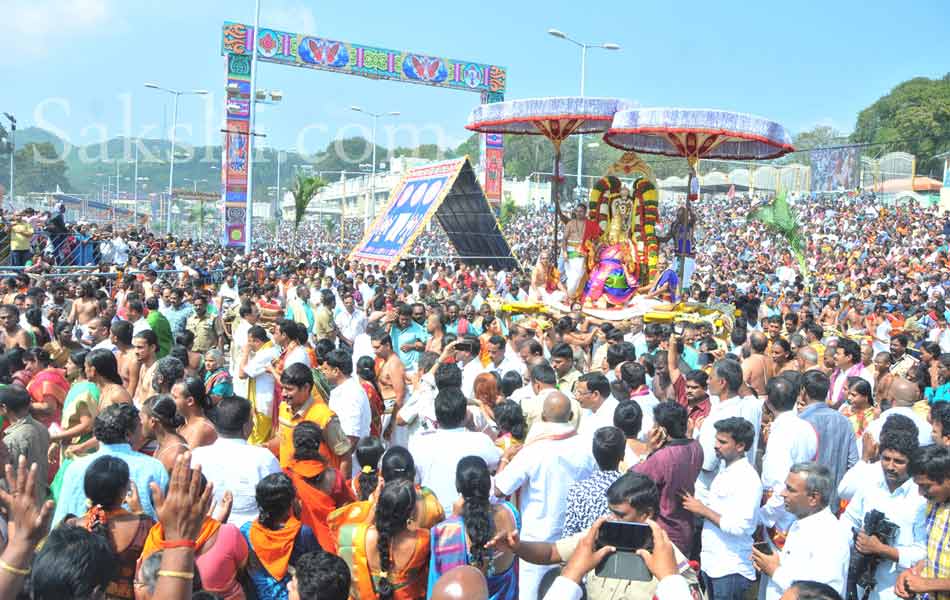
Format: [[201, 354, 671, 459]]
[[10, 222, 33, 251], [248, 412, 273, 446]]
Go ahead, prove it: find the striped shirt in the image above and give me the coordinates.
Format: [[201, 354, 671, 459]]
[[923, 501, 950, 600]]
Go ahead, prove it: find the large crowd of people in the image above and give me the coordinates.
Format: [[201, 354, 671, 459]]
[[0, 190, 950, 600]]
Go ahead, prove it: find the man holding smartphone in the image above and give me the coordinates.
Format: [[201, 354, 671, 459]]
[[682, 417, 762, 600]]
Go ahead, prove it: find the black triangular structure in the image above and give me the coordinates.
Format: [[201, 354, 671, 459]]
[[349, 157, 518, 271]]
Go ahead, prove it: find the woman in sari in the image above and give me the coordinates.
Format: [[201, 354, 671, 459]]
[[241, 473, 322, 600], [428, 456, 519, 600], [24, 347, 69, 430], [204, 349, 234, 405], [63, 455, 155, 600], [351, 436, 385, 501], [49, 351, 99, 500], [357, 356, 385, 437], [840, 376, 880, 443], [337, 479, 430, 600], [139, 475, 249, 600], [283, 422, 354, 550], [328, 446, 444, 537], [492, 400, 526, 456]]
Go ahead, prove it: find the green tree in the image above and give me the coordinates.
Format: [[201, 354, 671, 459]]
[[13, 142, 71, 194], [291, 174, 328, 242], [498, 197, 521, 227], [851, 74, 950, 177]]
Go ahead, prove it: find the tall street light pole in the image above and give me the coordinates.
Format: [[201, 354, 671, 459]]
[[3, 113, 15, 205], [351, 106, 399, 230], [547, 29, 620, 202], [144, 83, 208, 235]]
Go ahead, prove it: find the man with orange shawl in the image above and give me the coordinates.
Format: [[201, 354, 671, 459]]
[[270, 363, 352, 473]]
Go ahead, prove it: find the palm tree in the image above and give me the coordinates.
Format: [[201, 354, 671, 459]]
[[291, 174, 327, 245]]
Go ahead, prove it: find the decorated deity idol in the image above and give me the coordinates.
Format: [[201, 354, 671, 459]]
[[583, 179, 639, 307]]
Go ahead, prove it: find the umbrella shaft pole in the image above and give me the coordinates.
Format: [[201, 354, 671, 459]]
[[552, 147, 561, 260]]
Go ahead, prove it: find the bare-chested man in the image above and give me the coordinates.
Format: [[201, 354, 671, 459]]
[[559, 203, 592, 300], [0, 304, 33, 350], [843, 297, 866, 335], [132, 330, 160, 405], [743, 331, 771, 398], [69, 282, 99, 327], [111, 320, 140, 396], [372, 329, 406, 441]]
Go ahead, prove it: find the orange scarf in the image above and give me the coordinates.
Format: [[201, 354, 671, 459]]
[[140, 517, 222, 561], [285, 459, 337, 551], [249, 516, 303, 581]]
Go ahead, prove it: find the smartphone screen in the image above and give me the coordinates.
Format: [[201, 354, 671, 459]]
[[753, 541, 773, 555], [597, 522, 652, 551]]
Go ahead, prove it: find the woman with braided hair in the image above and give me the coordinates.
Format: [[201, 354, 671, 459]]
[[337, 479, 430, 599], [426, 456, 519, 599], [327, 446, 445, 536], [62, 455, 154, 599]]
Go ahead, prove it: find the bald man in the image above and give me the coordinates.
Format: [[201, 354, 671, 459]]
[[743, 331, 770, 397], [796, 346, 820, 373], [430, 566, 489, 600], [866, 376, 932, 446], [494, 390, 596, 600]]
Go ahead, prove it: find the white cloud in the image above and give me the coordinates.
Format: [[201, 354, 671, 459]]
[[3, 0, 111, 63], [264, 1, 317, 36]]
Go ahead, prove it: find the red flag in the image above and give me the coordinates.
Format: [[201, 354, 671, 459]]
[[727, 184, 736, 199]]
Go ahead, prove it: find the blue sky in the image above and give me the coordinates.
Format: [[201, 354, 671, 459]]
[[2, 0, 948, 156]]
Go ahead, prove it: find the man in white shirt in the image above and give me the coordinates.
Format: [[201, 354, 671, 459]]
[[321, 348, 371, 477], [683, 416, 762, 600], [239, 325, 280, 445], [190, 395, 281, 527], [696, 359, 761, 501], [519, 363, 582, 439], [619, 361, 659, 443], [456, 336, 485, 400], [409, 387, 501, 515], [752, 462, 851, 600], [494, 391, 596, 600], [334, 292, 367, 350], [485, 334, 526, 380], [575, 372, 618, 438], [229, 302, 258, 398], [126, 300, 152, 336], [841, 429, 927, 600], [866, 377, 933, 447], [760, 375, 819, 543], [395, 352, 439, 448]]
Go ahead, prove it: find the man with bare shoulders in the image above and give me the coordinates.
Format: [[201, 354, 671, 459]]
[[0, 304, 33, 350], [559, 203, 592, 300], [111, 320, 140, 396], [844, 297, 866, 336], [372, 328, 407, 443], [132, 330, 160, 406], [68, 281, 99, 329], [743, 331, 770, 398]]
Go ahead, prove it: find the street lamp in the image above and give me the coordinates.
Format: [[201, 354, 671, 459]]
[[547, 29, 620, 201], [144, 83, 208, 234], [3, 113, 15, 204], [351, 106, 400, 229]]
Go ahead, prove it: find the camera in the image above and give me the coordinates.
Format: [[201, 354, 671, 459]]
[[846, 509, 899, 600]]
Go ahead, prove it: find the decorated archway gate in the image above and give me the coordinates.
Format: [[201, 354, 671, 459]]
[[220, 21, 507, 248]]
